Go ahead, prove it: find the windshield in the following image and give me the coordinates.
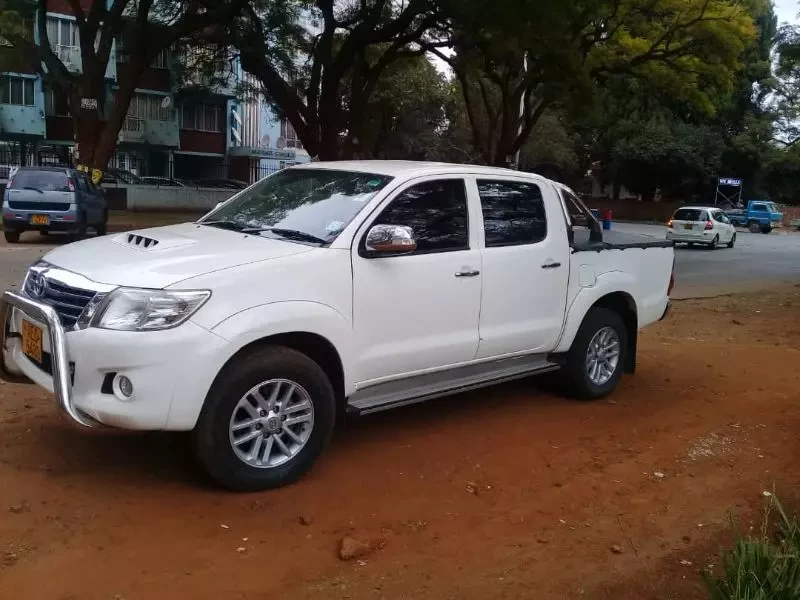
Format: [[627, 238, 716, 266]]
[[767, 202, 779, 213], [203, 168, 393, 244], [10, 170, 69, 192]]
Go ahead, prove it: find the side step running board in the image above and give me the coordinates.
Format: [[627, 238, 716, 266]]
[[347, 354, 560, 416]]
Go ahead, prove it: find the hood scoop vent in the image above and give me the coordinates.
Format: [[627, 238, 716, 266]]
[[111, 228, 199, 252], [127, 233, 159, 249]]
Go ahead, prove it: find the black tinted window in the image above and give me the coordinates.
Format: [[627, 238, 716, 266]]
[[674, 209, 704, 221], [10, 170, 69, 192], [752, 204, 767, 212], [373, 179, 469, 253], [477, 180, 547, 247]]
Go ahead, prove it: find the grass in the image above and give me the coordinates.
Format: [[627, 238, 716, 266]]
[[705, 496, 800, 600]]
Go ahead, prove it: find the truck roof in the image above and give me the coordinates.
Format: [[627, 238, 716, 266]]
[[291, 160, 553, 183]]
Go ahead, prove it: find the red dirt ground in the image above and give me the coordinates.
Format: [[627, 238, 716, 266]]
[[1, 288, 799, 600]]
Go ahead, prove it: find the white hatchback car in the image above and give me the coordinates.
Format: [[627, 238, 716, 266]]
[[666, 206, 736, 249]]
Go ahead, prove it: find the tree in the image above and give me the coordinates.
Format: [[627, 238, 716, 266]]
[[0, 0, 248, 181], [353, 52, 448, 159], [432, 0, 757, 167], [231, 0, 445, 160]]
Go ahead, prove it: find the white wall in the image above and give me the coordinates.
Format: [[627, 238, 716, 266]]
[[126, 185, 237, 211]]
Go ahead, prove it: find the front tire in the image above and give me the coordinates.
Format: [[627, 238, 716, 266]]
[[193, 346, 336, 492], [760, 225, 772, 234], [562, 307, 628, 400]]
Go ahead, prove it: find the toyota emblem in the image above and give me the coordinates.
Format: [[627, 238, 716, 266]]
[[28, 272, 47, 298]]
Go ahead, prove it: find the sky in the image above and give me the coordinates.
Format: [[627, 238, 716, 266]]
[[774, 0, 800, 25]]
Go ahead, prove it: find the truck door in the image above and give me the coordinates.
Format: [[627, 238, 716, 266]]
[[351, 177, 482, 383], [473, 178, 570, 359]]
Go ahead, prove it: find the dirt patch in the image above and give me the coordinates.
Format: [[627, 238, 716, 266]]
[[0, 288, 799, 599]]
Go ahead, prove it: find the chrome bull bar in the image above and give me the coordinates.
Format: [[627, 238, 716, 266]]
[[0, 290, 98, 428]]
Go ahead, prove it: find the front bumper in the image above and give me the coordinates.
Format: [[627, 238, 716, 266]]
[[1, 290, 229, 431], [1, 290, 93, 426]]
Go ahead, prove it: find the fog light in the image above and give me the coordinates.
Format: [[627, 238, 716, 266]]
[[113, 374, 134, 400]]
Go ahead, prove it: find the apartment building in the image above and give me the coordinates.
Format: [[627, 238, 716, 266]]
[[0, 0, 309, 184]]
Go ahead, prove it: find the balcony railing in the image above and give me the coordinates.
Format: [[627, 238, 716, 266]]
[[122, 116, 144, 133]]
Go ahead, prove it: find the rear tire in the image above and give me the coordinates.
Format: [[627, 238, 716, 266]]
[[561, 307, 628, 400], [727, 233, 736, 248], [193, 346, 336, 492], [708, 235, 718, 249], [748, 221, 760, 234], [96, 210, 108, 236], [4, 230, 20, 243], [73, 213, 87, 241]]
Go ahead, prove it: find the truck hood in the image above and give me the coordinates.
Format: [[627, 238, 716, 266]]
[[42, 223, 315, 288]]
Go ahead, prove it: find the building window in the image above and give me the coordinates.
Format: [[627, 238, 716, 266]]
[[1, 76, 35, 106], [153, 48, 169, 69], [46, 17, 78, 61], [45, 86, 71, 116], [181, 104, 223, 132], [280, 119, 303, 149], [128, 93, 171, 121]]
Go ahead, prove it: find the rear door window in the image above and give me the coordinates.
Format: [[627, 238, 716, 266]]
[[673, 209, 704, 221], [477, 180, 547, 247], [10, 170, 69, 192]]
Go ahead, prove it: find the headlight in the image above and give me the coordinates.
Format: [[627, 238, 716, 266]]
[[84, 288, 211, 331]]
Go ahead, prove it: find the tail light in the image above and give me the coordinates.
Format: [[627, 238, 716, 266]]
[[704, 220, 713, 230], [67, 177, 75, 192]]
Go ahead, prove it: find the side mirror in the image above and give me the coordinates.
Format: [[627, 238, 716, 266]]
[[572, 213, 589, 228], [365, 224, 417, 255]]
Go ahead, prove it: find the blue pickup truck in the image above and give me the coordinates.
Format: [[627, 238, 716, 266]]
[[725, 200, 783, 234]]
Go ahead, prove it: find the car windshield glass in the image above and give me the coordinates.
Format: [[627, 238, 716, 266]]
[[767, 202, 779, 213], [674, 209, 703, 221], [203, 169, 393, 244], [11, 170, 69, 192]]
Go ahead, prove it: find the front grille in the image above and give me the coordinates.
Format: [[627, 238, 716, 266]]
[[26, 277, 97, 328], [9, 201, 71, 211]]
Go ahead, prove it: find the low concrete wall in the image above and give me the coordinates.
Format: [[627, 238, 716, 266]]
[[125, 185, 237, 212]]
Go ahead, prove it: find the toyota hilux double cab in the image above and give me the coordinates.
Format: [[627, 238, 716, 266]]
[[1, 161, 674, 491]]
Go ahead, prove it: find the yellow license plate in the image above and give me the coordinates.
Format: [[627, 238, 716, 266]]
[[684, 224, 693, 230], [30, 214, 50, 225], [21, 319, 43, 364]]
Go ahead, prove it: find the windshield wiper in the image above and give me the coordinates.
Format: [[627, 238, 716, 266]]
[[201, 220, 248, 232], [245, 227, 327, 245]]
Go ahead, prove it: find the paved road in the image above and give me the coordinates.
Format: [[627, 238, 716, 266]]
[[2, 225, 799, 297], [613, 222, 800, 297]]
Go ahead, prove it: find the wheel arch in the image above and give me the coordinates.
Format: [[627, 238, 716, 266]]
[[556, 287, 638, 373]]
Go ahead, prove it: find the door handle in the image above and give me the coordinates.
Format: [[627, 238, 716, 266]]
[[455, 269, 480, 277], [541, 262, 561, 269]]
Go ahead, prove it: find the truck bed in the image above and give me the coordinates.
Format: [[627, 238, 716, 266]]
[[571, 229, 674, 253]]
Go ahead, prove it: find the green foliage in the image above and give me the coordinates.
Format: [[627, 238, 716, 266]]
[[705, 497, 800, 600]]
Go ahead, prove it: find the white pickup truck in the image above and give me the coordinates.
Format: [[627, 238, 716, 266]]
[[1, 161, 674, 491]]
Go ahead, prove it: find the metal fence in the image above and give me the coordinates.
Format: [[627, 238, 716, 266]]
[[0, 143, 286, 188]]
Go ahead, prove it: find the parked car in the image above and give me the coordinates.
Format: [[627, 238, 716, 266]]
[[2, 166, 108, 243], [140, 176, 185, 187], [103, 168, 143, 185], [666, 206, 736, 249], [726, 200, 783, 233], [0, 161, 674, 491], [193, 178, 248, 190]]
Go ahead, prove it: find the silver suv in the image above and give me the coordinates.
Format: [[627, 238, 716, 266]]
[[2, 167, 108, 243]]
